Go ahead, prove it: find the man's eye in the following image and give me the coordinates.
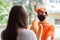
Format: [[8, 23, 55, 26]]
[[45, 12, 47, 14]]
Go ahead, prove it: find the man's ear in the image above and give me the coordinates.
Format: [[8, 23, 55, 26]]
[[46, 14, 48, 16]]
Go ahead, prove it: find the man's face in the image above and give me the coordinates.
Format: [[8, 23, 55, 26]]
[[37, 11, 47, 21]]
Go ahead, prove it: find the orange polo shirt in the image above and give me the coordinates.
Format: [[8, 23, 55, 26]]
[[29, 20, 55, 40], [40, 21, 55, 40]]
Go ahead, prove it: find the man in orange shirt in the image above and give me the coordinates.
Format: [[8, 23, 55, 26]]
[[29, 7, 55, 40]]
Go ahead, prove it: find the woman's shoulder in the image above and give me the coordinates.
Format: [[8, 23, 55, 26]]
[[17, 29, 37, 40], [18, 29, 36, 35]]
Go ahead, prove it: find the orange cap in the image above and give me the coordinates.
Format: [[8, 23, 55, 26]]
[[35, 7, 47, 13]]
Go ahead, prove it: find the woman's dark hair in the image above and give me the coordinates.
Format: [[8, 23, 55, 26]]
[[2, 6, 28, 40]]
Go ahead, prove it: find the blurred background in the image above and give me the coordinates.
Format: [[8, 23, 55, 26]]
[[0, 0, 60, 40]]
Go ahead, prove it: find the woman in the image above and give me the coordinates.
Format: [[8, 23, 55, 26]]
[[1, 6, 37, 40]]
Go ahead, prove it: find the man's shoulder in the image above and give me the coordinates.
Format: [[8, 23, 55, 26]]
[[48, 22, 55, 26], [47, 22, 55, 29]]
